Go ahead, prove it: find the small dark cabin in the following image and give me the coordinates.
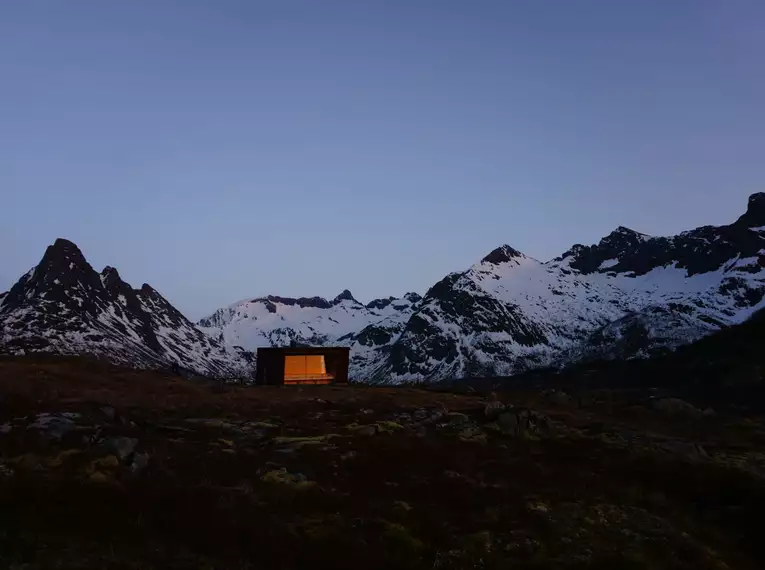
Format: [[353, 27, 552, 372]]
[[255, 347, 350, 386]]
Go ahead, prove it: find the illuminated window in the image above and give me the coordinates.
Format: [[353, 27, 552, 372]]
[[283, 354, 334, 384]]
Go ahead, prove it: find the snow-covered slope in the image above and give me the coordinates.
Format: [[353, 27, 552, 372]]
[[197, 291, 422, 376], [195, 193, 765, 383], [0, 239, 251, 377], [367, 193, 765, 382]]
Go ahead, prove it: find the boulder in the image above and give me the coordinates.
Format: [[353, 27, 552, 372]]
[[484, 401, 506, 420], [652, 398, 703, 418]]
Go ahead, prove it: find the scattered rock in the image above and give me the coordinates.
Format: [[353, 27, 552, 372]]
[[494, 409, 553, 438], [0, 423, 11, 434], [393, 500, 413, 513], [458, 427, 487, 443], [413, 409, 429, 421], [28, 413, 76, 439], [218, 438, 235, 447], [484, 400, 506, 420]]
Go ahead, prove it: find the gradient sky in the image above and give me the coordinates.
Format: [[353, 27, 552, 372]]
[[2, 0, 763, 319]]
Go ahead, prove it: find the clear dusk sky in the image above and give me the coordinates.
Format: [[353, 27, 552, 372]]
[[1, 0, 763, 319]]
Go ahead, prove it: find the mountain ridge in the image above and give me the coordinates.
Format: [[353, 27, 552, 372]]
[[198, 193, 765, 382], [3, 193, 764, 382]]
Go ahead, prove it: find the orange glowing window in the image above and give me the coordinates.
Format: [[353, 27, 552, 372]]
[[283, 355, 333, 384]]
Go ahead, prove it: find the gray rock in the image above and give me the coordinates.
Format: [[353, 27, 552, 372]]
[[130, 452, 150, 473], [105, 437, 138, 460], [100, 406, 116, 421], [546, 390, 571, 406], [652, 398, 702, 418], [495, 409, 553, 437], [413, 409, 429, 421], [656, 440, 709, 460], [447, 412, 469, 426], [353, 425, 377, 437], [484, 401, 506, 420], [28, 413, 76, 440], [497, 412, 520, 431]]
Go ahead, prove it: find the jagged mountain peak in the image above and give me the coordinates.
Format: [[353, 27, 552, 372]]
[[100, 266, 123, 288], [259, 295, 332, 310], [39, 238, 89, 272], [0, 239, 250, 377], [481, 244, 526, 265], [737, 192, 765, 227], [403, 292, 422, 303], [600, 226, 652, 246], [366, 296, 396, 310], [332, 289, 359, 305]]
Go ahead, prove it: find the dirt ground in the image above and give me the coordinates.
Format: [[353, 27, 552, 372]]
[[1, 355, 764, 569]]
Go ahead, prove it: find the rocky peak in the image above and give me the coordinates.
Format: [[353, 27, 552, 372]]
[[35, 238, 92, 282], [403, 292, 422, 304], [481, 245, 524, 265], [599, 226, 650, 247], [332, 289, 358, 305], [100, 266, 123, 289], [42, 237, 86, 263], [262, 295, 333, 310], [736, 192, 765, 227], [366, 297, 396, 310]]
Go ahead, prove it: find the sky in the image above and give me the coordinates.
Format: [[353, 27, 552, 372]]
[[1, 0, 763, 320]]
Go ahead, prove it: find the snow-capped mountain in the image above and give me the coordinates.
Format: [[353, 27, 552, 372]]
[[197, 193, 765, 382], [197, 291, 422, 375], [372, 193, 765, 381], [0, 239, 251, 377], [5, 194, 765, 383]]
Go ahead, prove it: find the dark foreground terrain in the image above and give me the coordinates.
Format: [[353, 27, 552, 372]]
[[1, 356, 765, 569]]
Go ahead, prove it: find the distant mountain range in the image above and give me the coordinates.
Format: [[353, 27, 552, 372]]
[[3, 193, 764, 381]]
